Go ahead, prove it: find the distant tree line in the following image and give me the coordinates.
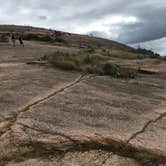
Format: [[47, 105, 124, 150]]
[[131, 47, 160, 59]]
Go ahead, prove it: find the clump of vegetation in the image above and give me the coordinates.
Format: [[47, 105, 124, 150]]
[[0, 144, 59, 166], [83, 54, 93, 64], [81, 46, 95, 53], [42, 51, 138, 78], [45, 51, 104, 74], [23, 33, 52, 42], [103, 63, 120, 77], [54, 36, 65, 43], [100, 48, 147, 60], [132, 47, 160, 58], [23, 33, 65, 43], [85, 46, 95, 53], [127, 70, 138, 78], [137, 54, 145, 59], [135, 152, 159, 166], [103, 63, 137, 78]]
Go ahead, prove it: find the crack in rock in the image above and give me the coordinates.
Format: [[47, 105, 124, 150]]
[[127, 112, 166, 143], [17, 122, 77, 144], [100, 153, 113, 166], [3, 74, 92, 134]]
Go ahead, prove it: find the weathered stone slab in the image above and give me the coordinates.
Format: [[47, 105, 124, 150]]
[[11, 76, 166, 157], [0, 41, 78, 63], [0, 63, 80, 117], [130, 115, 166, 157], [0, 41, 166, 165]]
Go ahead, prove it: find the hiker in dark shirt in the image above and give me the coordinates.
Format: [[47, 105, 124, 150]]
[[11, 33, 16, 47], [18, 35, 24, 47]]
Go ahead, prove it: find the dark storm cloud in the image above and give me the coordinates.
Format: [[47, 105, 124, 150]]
[[0, 0, 166, 47], [116, 5, 166, 43], [76, 1, 166, 44]]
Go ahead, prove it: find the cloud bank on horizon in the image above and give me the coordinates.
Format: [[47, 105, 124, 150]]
[[0, 0, 166, 55]]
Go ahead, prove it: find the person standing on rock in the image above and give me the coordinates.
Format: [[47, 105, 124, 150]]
[[18, 34, 24, 47], [11, 33, 16, 47]]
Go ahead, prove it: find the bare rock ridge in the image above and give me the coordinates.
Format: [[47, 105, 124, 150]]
[[0, 24, 131, 50], [0, 25, 166, 166]]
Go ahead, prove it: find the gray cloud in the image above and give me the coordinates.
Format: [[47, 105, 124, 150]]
[[0, 0, 166, 54], [39, 16, 47, 20]]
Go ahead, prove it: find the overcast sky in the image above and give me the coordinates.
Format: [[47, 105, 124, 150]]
[[0, 0, 166, 55]]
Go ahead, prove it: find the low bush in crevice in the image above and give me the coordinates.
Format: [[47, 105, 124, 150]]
[[54, 36, 65, 43], [103, 63, 138, 78], [23, 33, 53, 42], [126, 70, 138, 78], [84, 46, 95, 53], [83, 54, 94, 64], [135, 152, 159, 166], [103, 63, 120, 77], [45, 51, 105, 74], [41, 51, 138, 79]]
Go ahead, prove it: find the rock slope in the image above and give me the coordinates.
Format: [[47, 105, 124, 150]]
[[0, 41, 166, 165]]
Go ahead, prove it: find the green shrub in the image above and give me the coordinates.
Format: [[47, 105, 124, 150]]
[[54, 37, 65, 43], [39, 35, 53, 42], [119, 68, 138, 79], [127, 70, 138, 78], [23, 33, 54, 42], [103, 63, 138, 78], [84, 46, 95, 53], [102, 48, 107, 52], [41, 52, 137, 79], [135, 152, 157, 166], [149, 53, 160, 59], [137, 54, 145, 59], [103, 63, 120, 77], [83, 54, 93, 64], [23, 33, 65, 43], [133, 47, 160, 59]]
